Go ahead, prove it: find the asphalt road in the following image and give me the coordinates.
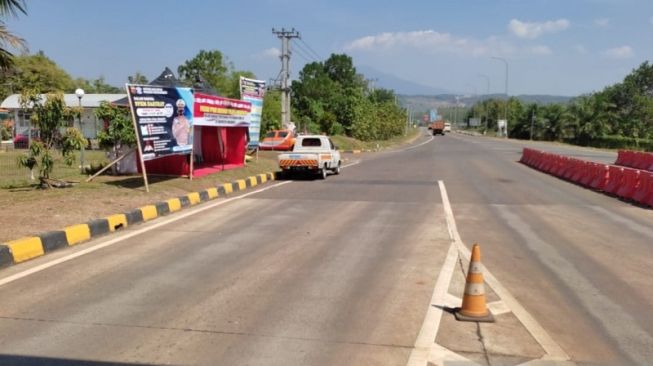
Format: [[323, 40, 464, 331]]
[[0, 131, 651, 365]]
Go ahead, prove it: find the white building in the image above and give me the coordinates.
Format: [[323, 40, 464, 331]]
[[0, 93, 126, 139]]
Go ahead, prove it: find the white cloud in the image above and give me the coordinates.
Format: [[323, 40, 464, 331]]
[[574, 45, 588, 54], [531, 45, 552, 55], [261, 47, 281, 59], [508, 19, 570, 39], [343, 30, 515, 57], [594, 18, 610, 27], [603, 45, 634, 59]]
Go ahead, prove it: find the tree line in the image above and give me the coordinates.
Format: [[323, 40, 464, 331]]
[[291, 53, 407, 141], [467, 62, 653, 150]]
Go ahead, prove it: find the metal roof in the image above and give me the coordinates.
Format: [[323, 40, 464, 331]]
[[0, 93, 127, 109]]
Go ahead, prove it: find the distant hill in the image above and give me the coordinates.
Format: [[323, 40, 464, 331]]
[[399, 94, 573, 113], [356, 65, 453, 95]]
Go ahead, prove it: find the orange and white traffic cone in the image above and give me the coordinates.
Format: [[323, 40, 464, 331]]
[[455, 243, 494, 322]]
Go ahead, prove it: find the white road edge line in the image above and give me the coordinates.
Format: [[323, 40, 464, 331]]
[[0, 159, 365, 287], [387, 134, 434, 154], [0, 181, 293, 288], [438, 180, 570, 361], [406, 241, 460, 366]]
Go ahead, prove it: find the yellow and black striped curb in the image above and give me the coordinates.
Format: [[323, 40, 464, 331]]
[[0, 172, 277, 270]]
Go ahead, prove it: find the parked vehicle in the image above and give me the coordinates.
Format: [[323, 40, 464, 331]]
[[13, 129, 40, 149], [278, 135, 341, 179], [429, 120, 445, 135], [259, 129, 296, 151]]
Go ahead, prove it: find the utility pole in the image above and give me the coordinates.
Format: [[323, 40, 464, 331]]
[[272, 27, 300, 128]]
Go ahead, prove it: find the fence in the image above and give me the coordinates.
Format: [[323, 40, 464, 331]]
[[0, 142, 109, 188]]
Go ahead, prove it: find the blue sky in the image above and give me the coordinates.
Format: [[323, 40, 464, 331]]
[[6, 0, 653, 96]]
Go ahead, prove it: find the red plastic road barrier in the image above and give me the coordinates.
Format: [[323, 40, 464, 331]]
[[571, 160, 589, 184], [632, 171, 653, 207], [615, 168, 640, 200], [563, 159, 578, 181], [580, 162, 596, 186], [604, 166, 625, 195], [589, 164, 610, 191], [615, 150, 653, 171]]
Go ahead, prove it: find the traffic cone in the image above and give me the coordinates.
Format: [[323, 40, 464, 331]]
[[455, 244, 494, 322]]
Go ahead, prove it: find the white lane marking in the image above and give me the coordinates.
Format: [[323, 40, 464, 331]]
[[438, 181, 569, 361], [0, 181, 293, 288], [406, 242, 459, 366], [387, 134, 434, 154], [342, 161, 360, 168], [429, 343, 479, 366], [497, 206, 653, 364], [487, 300, 511, 316]]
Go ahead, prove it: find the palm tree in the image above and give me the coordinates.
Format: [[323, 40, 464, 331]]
[[0, 0, 27, 71]]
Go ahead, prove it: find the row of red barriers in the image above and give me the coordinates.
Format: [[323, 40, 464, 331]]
[[615, 150, 653, 171], [521, 148, 653, 207]]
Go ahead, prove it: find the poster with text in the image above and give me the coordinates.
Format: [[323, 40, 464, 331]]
[[239, 77, 266, 148], [193, 93, 251, 127], [126, 84, 194, 161]]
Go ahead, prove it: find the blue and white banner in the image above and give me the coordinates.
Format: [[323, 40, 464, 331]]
[[239, 77, 266, 148], [126, 84, 194, 161]]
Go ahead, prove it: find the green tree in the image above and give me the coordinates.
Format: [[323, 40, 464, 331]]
[[17, 91, 86, 184], [6, 51, 74, 96], [261, 89, 281, 133], [0, 0, 27, 71], [177, 49, 232, 95], [127, 71, 148, 85], [95, 101, 135, 150]]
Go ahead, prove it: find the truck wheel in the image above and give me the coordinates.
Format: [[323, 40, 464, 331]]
[[333, 161, 341, 175], [319, 167, 328, 179]]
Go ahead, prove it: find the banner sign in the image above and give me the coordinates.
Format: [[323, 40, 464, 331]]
[[469, 117, 481, 127], [239, 77, 266, 147], [429, 108, 438, 122], [126, 84, 194, 161], [193, 93, 251, 127]]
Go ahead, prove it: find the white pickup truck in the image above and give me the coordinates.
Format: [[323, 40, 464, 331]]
[[278, 135, 342, 179]]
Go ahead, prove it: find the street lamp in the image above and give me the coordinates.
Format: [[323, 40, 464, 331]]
[[491, 56, 509, 137], [75, 88, 85, 173]]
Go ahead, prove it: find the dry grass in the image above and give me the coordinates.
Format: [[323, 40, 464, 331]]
[[0, 151, 279, 242]]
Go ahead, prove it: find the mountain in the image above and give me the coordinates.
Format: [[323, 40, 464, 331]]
[[399, 94, 574, 113], [356, 65, 453, 95]]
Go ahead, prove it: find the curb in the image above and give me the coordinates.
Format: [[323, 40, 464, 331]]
[[0, 172, 277, 270], [342, 149, 373, 154]]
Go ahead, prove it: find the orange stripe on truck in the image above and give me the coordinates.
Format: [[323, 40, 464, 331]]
[[279, 159, 318, 167]]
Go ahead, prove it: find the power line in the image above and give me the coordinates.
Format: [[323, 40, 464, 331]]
[[298, 38, 322, 60], [291, 40, 317, 63]]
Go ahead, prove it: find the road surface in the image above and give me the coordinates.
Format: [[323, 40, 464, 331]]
[[0, 131, 651, 365]]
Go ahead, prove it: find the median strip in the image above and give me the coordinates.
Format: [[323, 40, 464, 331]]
[[0, 172, 277, 270]]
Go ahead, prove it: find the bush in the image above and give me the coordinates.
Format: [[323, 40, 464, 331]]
[[565, 135, 653, 151]]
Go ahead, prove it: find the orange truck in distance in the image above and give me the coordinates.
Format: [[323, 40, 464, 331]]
[[430, 120, 445, 135]]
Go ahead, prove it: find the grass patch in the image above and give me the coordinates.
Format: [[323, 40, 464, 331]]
[[331, 127, 421, 151]]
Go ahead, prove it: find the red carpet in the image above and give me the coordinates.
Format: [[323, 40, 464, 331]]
[[192, 163, 244, 178]]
